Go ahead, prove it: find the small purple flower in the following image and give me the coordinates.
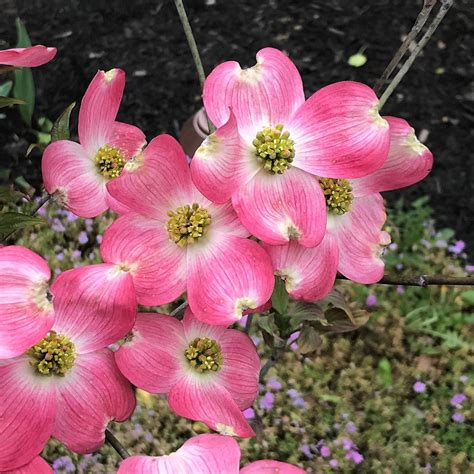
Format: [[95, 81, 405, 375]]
[[259, 392, 274, 410], [320, 446, 331, 458], [466, 265, 474, 273], [450, 394, 467, 406], [451, 412, 465, 423], [56, 252, 64, 261], [346, 421, 357, 433], [413, 381, 426, 393], [51, 218, 66, 232], [144, 432, 154, 442], [329, 459, 339, 468], [395, 263, 404, 270], [435, 239, 447, 248], [287, 389, 299, 398], [37, 206, 47, 217], [459, 375, 468, 383], [96, 234, 103, 244], [366, 294, 377, 307], [71, 249, 82, 259], [423, 463, 432, 472], [389, 243, 398, 251], [420, 239, 430, 248], [243, 407, 255, 419], [342, 438, 354, 450], [267, 377, 282, 391], [52, 455, 75, 473], [396, 285, 405, 294], [251, 335, 261, 346], [346, 450, 364, 464], [78, 231, 88, 244], [299, 443, 314, 459], [66, 211, 78, 222], [448, 240, 465, 254], [133, 423, 143, 436], [84, 218, 93, 226], [292, 396, 307, 408]]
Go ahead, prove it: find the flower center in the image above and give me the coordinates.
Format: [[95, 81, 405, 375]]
[[27, 331, 76, 376], [166, 203, 212, 247], [184, 337, 223, 373], [253, 124, 295, 174], [95, 144, 126, 179], [319, 178, 354, 215]]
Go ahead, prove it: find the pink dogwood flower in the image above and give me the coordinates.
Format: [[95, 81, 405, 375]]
[[263, 117, 433, 300], [0, 264, 136, 471], [115, 309, 259, 437], [42, 69, 146, 217], [101, 134, 274, 325], [191, 47, 390, 248], [117, 434, 305, 473], [0, 46, 56, 67], [2, 457, 52, 474], [0, 246, 54, 359]]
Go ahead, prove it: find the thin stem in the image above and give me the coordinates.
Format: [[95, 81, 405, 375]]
[[173, 0, 215, 133], [244, 314, 254, 334], [259, 343, 287, 383], [378, 0, 453, 110], [2, 193, 51, 242], [105, 428, 130, 459], [170, 300, 188, 317], [374, 0, 435, 95], [336, 273, 472, 287]]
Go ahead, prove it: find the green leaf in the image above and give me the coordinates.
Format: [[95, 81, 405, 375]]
[[51, 102, 76, 142], [320, 288, 356, 324], [13, 18, 34, 126], [0, 80, 13, 96], [288, 300, 325, 327], [296, 325, 321, 355], [271, 276, 289, 315], [460, 290, 474, 306], [0, 96, 26, 108], [0, 212, 45, 234], [377, 357, 393, 387], [0, 186, 24, 204], [15, 17, 32, 48], [348, 52, 367, 68]]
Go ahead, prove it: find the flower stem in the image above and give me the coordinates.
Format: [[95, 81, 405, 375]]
[[374, 0, 436, 95], [172, 0, 215, 133], [105, 428, 130, 459], [244, 314, 254, 334], [336, 273, 472, 287], [378, 0, 453, 110]]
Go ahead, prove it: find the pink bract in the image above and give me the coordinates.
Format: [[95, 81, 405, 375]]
[[117, 433, 306, 473], [0, 46, 56, 67], [101, 134, 274, 325], [0, 246, 54, 359], [0, 264, 136, 471], [115, 309, 259, 438], [2, 456, 52, 474], [264, 116, 433, 299], [41, 69, 146, 217], [191, 47, 391, 247]]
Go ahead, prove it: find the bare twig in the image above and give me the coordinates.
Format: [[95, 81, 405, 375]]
[[378, 0, 453, 110], [170, 300, 188, 317], [105, 428, 130, 459], [172, 0, 215, 133], [374, 0, 436, 95], [337, 273, 473, 287], [259, 343, 287, 383]]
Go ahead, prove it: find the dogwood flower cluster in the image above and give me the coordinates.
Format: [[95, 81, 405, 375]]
[[0, 46, 432, 472]]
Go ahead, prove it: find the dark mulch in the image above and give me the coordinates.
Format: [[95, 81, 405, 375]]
[[1, 0, 473, 251]]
